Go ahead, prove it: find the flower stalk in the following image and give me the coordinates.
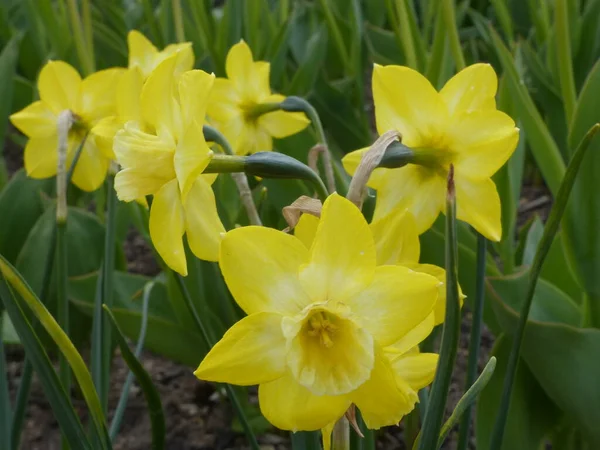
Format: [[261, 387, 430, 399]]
[[332, 416, 350, 450]]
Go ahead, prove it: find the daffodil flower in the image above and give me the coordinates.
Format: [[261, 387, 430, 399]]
[[113, 54, 224, 275], [207, 40, 310, 155], [343, 64, 519, 241], [10, 61, 123, 191], [195, 193, 440, 434], [127, 30, 193, 79], [295, 204, 465, 326]]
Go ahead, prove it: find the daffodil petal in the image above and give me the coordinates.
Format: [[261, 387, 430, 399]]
[[370, 207, 420, 265], [38, 60, 81, 113], [351, 347, 418, 429], [440, 63, 497, 114], [219, 226, 311, 315], [23, 135, 58, 179], [321, 422, 336, 450], [117, 67, 144, 121], [259, 373, 351, 431], [207, 78, 241, 122], [162, 42, 194, 75], [183, 176, 224, 262], [390, 353, 438, 391], [69, 135, 109, 192], [450, 110, 519, 180], [387, 313, 435, 356], [225, 40, 254, 85], [300, 193, 375, 303], [345, 266, 438, 346], [372, 165, 446, 234], [149, 179, 187, 275], [127, 30, 159, 77], [455, 176, 502, 241], [114, 168, 170, 201], [341, 147, 388, 190], [175, 122, 212, 199], [77, 68, 124, 123], [10, 101, 57, 138], [178, 70, 214, 126], [294, 213, 319, 249], [372, 64, 447, 148], [91, 116, 122, 160], [259, 110, 310, 139], [140, 54, 179, 139], [194, 312, 287, 385]]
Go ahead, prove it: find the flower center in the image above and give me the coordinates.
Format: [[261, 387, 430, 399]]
[[306, 311, 338, 348]]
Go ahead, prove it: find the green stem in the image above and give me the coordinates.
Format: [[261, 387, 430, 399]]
[[386, 0, 417, 69], [81, 0, 95, 71], [554, 0, 577, 127], [441, 0, 465, 70], [174, 274, 260, 450], [172, 0, 185, 43], [418, 166, 460, 450], [66, 0, 94, 75], [332, 416, 350, 450], [490, 124, 600, 450], [456, 233, 486, 450], [56, 222, 70, 396]]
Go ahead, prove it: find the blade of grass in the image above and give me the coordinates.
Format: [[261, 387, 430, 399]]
[[317, 0, 351, 73], [291, 430, 322, 450], [385, 0, 417, 69], [456, 233, 487, 450], [66, 0, 94, 75], [554, 0, 578, 127], [426, 9, 449, 87], [490, 0, 514, 45], [0, 256, 111, 448], [81, 0, 94, 67], [109, 282, 154, 439], [441, 0, 465, 70], [0, 35, 20, 152], [489, 123, 600, 450], [104, 302, 164, 449], [417, 165, 461, 450], [172, 0, 185, 42], [0, 306, 12, 450], [0, 278, 92, 450]]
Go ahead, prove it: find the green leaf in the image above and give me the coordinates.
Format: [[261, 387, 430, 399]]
[[521, 215, 544, 267], [489, 28, 566, 196], [554, 0, 577, 126], [104, 305, 165, 449], [0, 170, 53, 264], [0, 256, 111, 447], [364, 23, 402, 65], [563, 60, 600, 299], [0, 311, 12, 449], [476, 335, 560, 450], [541, 232, 582, 303], [288, 26, 328, 96], [1, 311, 18, 343], [0, 278, 92, 450], [0, 35, 20, 153]]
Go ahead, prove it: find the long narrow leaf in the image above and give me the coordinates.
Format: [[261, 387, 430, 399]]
[[0, 308, 11, 450], [103, 304, 164, 449], [554, 0, 578, 127], [0, 35, 20, 151], [0, 255, 111, 449], [0, 278, 92, 450]]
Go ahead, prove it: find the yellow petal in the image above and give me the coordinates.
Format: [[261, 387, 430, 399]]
[[194, 312, 286, 385], [225, 41, 271, 98], [440, 63, 497, 114], [372, 64, 447, 148], [449, 110, 519, 179], [77, 68, 124, 123], [38, 60, 81, 113], [345, 266, 438, 346], [283, 304, 375, 395], [114, 168, 170, 201], [69, 135, 109, 192], [175, 122, 212, 199], [370, 207, 420, 265], [259, 110, 310, 139], [149, 179, 187, 275], [389, 353, 438, 391], [259, 373, 351, 431], [127, 30, 159, 77], [91, 116, 122, 159], [161, 42, 194, 76], [23, 135, 58, 179], [387, 313, 435, 356], [372, 165, 446, 235], [10, 101, 57, 138], [406, 263, 465, 325], [113, 121, 175, 178], [219, 226, 311, 315], [351, 346, 418, 429], [341, 147, 388, 190], [455, 176, 502, 241], [140, 54, 179, 140], [183, 176, 225, 262], [117, 67, 144, 121], [226, 40, 254, 80], [294, 213, 319, 249], [207, 78, 241, 122], [178, 70, 214, 126], [300, 193, 375, 303]]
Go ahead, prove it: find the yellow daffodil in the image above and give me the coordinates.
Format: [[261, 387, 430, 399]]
[[127, 30, 193, 79], [207, 40, 310, 155], [343, 64, 519, 241], [195, 193, 440, 435], [113, 54, 224, 275], [295, 204, 464, 326], [10, 61, 123, 191]]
